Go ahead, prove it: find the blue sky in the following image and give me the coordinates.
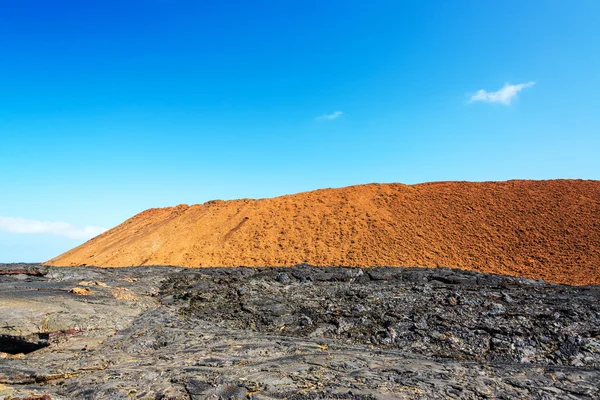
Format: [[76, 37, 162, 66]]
[[1, 0, 599, 262]]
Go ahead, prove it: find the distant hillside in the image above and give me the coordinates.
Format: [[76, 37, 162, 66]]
[[45, 180, 600, 285]]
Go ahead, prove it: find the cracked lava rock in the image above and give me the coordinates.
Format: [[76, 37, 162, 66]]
[[0, 263, 599, 399]]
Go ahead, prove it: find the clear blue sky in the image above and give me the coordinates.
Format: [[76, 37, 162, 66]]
[[1, 0, 599, 262]]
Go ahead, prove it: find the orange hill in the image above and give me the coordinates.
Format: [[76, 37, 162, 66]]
[[45, 180, 600, 285]]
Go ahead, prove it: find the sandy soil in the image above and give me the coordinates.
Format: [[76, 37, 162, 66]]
[[45, 180, 600, 285]]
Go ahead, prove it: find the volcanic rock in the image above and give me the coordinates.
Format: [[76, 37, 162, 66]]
[[0, 264, 599, 399]]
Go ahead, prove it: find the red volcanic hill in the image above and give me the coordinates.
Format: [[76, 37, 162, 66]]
[[45, 180, 600, 285]]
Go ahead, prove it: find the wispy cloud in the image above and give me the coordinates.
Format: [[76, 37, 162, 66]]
[[317, 111, 343, 121], [0, 216, 107, 240], [469, 82, 535, 105]]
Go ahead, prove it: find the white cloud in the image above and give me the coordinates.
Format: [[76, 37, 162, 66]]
[[469, 82, 535, 105], [317, 111, 343, 121], [0, 216, 107, 240]]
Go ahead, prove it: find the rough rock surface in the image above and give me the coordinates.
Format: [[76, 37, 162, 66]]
[[45, 180, 600, 285], [1, 263, 599, 399]]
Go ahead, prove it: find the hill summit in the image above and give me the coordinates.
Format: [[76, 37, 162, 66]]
[[45, 180, 600, 285]]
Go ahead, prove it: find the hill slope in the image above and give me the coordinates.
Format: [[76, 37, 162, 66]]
[[45, 180, 600, 285]]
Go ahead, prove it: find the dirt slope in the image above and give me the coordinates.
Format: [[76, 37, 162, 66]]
[[45, 180, 600, 285]]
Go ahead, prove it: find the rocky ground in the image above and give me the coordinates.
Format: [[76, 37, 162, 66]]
[[0, 264, 599, 399]]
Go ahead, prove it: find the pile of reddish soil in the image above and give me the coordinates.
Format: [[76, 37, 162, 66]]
[[45, 180, 600, 285]]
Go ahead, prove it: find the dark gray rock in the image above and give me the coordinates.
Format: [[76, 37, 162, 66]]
[[0, 263, 598, 399]]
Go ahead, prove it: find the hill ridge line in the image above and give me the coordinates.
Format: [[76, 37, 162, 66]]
[[45, 179, 600, 285]]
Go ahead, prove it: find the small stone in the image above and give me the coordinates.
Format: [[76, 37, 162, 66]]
[[488, 303, 506, 315], [351, 304, 367, 313], [386, 327, 397, 341], [276, 272, 291, 284], [298, 314, 313, 327], [501, 292, 514, 303], [446, 297, 458, 306], [237, 286, 250, 296], [70, 287, 92, 296], [414, 318, 429, 330]]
